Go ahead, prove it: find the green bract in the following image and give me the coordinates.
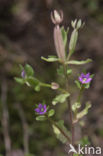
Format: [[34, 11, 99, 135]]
[[52, 120, 70, 144], [66, 59, 92, 65], [52, 93, 70, 105], [48, 109, 55, 117], [36, 115, 47, 121], [41, 55, 60, 62]]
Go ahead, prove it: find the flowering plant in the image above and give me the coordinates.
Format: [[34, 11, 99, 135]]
[[15, 10, 93, 156]]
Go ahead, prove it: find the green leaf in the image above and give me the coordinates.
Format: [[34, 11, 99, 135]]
[[66, 59, 92, 65], [72, 102, 81, 112], [57, 65, 64, 76], [52, 93, 70, 105], [69, 29, 78, 56], [26, 77, 39, 86], [48, 109, 55, 117], [41, 56, 60, 62], [36, 115, 47, 121], [34, 84, 40, 92], [61, 26, 69, 48], [14, 77, 25, 84], [84, 83, 90, 89], [67, 68, 72, 75], [75, 80, 81, 89], [77, 19, 82, 29], [52, 120, 70, 144], [71, 19, 77, 28], [25, 64, 34, 76], [77, 102, 91, 120], [80, 136, 90, 146]]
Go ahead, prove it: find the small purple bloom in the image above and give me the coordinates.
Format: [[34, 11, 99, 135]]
[[35, 104, 47, 115], [21, 70, 26, 78], [79, 73, 92, 84]]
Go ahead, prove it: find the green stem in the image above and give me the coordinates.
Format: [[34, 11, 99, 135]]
[[77, 85, 84, 103], [74, 85, 84, 117], [63, 64, 74, 156], [40, 82, 68, 93]]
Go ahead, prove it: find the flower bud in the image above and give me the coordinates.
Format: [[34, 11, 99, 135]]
[[51, 10, 63, 25], [51, 82, 59, 90]]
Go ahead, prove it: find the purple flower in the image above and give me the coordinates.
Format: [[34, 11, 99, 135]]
[[79, 73, 92, 84], [35, 104, 47, 115], [21, 70, 26, 78]]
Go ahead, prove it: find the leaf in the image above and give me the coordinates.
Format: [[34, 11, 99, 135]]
[[61, 26, 69, 48], [77, 19, 82, 29], [57, 65, 64, 76], [71, 19, 77, 28], [25, 64, 34, 76], [41, 56, 60, 62], [36, 115, 47, 121], [26, 77, 39, 86], [77, 102, 91, 120], [52, 120, 70, 144], [69, 29, 78, 56], [48, 109, 55, 117], [80, 136, 90, 146], [67, 68, 72, 75], [34, 84, 40, 92], [52, 93, 70, 105], [14, 77, 25, 84], [72, 102, 81, 112], [66, 59, 92, 65], [75, 80, 81, 89]]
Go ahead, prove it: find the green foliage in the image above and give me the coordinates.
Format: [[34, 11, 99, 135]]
[[48, 109, 55, 117], [15, 77, 25, 84], [52, 120, 70, 144], [69, 29, 78, 57], [57, 65, 64, 76], [61, 26, 69, 48], [67, 68, 72, 75], [36, 115, 47, 121], [80, 136, 90, 146], [52, 93, 70, 105], [72, 102, 81, 112], [75, 80, 81, 89], [77, 102, 91, 120], [41, 55, 59, 62], [66, 59, 92, 65], [25, 64, 34, 77]]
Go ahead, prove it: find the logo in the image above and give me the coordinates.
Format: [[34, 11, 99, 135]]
[[65, 144, 102, 155]]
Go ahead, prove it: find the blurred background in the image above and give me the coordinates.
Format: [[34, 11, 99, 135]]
[[0, 0, 103, 156]]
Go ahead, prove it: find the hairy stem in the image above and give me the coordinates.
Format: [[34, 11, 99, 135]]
[[64, 64, 74, 156]]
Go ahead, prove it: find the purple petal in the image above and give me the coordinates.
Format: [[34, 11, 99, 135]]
[[43, 104, 46, 109], [21, 70, 26, 78], [79, 76, 83, 82], [81, 73, 85, 78], [38, 104, 42, 108], [35, 108, 40, 113], [85, 78, 92, 83], [85, 73, 90, 78]]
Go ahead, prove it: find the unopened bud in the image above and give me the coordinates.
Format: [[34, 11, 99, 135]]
[[51, 82, 59, 90], [21, 69, 26, 78], [51, 10, 63, 25]]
